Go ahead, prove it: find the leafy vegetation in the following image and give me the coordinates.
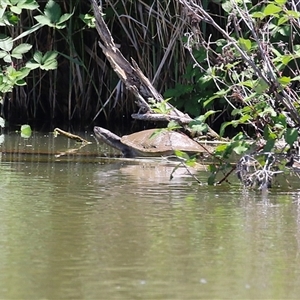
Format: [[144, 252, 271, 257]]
[[0, 0, 66, 126], [1, 0, 197, 126], [177, 0, 300, 186]]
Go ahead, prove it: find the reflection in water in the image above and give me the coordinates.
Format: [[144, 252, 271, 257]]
[[0, 132, 300, 299]]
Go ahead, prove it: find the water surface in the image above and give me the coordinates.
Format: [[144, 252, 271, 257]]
[[0, 131, 300, 299]]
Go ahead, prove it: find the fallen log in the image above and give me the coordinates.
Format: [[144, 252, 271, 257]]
[[90, 0, 222, 140]]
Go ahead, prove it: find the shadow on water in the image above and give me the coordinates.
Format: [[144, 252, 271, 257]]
[[1, 131, 300, 299]]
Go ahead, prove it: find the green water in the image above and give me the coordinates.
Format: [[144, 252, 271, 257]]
[[0, 131, 300, 299]]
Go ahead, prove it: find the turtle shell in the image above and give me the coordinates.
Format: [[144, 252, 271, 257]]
[[120, 129, 208, 156]]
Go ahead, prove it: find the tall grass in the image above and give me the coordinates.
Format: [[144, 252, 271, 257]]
[[4, 0, 221, 128]]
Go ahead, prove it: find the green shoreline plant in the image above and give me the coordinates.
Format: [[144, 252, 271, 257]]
[[176, 0, 300, 186], [0, 0, 73, 128]]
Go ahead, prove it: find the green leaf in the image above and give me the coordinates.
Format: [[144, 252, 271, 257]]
[[238, 114, 252, 123], [18, 0, 39, 10], [203, 109, 220, 119], [35, 1, 74, 29], [189, 111, 219, 135], [149, 128, 165, 140], [44, 0, 61, 23], [1, 12, 19, 26], [222, 1, 233, 13], [263, 125, 275, 140], [26, 50, 57, 70], [190, 122, 208, 134], [275, 0, 287, 4], [278, 25, 290, 36], [220, 121, 237, 137], [258, 106, 276, 118], [10, 6, 22, 14], [174, 150, 190, 161], [0, 50, 7, 59], [57, 11, 74, 25], [282, 54, 293, 65], [34, 15, 53, 26], [0, 36, 13, 51], [185, 157, 197, 167], [215, 144, 228, 153], [33, 50, 43, 63], [291, 75, 300, 81], [17, 67, 31, 79], [207, 173, 216, 185], [272, 113, 287, 128], [10, 0, 21, 5], [150, 98, 172, 114], [285, 128, 298, 147], [167, 120, 181, 130], [277, 16, 288, 26], [15, 79, 26, 86], [54, 23, 66, 30], [251, 11, 265, 19], [264, 4, 282, 16], [215, 39, 227, 47], [233, 143, 248, 155], [21, 124, 32, 138], [239, 38, 251, 51], [3, 53, 11, 63], [286, 10, 300, 18], [79, 13, 95, 28], [253, 78, 269, 94], [40, 58, 57, 70], [278, 76, 291, 86], [41, 50, 58, 63], [6, 66, 30, 82], [0, 3, 7, 19], [11, 43, 32, 59], [25, 61, 40, 70], [239, 80, 255, 89], [231, 108, 243, 116], [263, 139, 275, 152], [203, 89, 229, 107]]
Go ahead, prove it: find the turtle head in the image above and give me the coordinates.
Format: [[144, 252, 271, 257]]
[[93, 126, 136, 157], [94, 126, 122, 147]]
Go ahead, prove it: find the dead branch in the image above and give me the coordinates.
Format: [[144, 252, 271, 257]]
[[91, 0, 190, 118], [54, 128, 91, 144], [91, 0, 224, 140]]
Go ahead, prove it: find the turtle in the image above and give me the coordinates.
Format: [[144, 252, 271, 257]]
[[94, 126, 213, 158]]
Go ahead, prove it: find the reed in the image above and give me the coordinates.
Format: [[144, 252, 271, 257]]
[[4, 0, 221, 127]]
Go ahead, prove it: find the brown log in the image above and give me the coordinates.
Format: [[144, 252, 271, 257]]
[[91, 0, 222, 140], [91, 0, 187, 117]]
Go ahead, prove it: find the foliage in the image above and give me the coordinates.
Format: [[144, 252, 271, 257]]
[[0, 0, 66, 116], [1, 0, 201, 126], [0, 0, 94, 124], [149, 98, 173, 115], [26, 51, 58, 70], [34, 0, 74, 29], [20, 124, 32, 138], [177, 0, 300, 185], [164, 47, 217, 117]]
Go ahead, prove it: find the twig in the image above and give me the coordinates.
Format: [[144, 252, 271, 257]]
[[54, 128, 91, 144]]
